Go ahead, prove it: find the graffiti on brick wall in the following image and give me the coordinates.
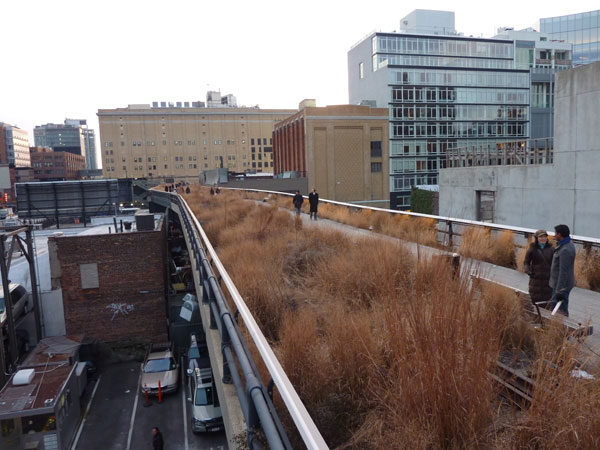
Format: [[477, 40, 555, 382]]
[[106, 303, 135, 321]]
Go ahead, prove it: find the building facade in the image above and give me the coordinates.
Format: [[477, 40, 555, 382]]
[[98, 104, 296, 180], [439, 61, 600, 239], [34, 120, 87, 163], [348, 10, 530, 209], [65, 119, 97, 170], [273, 103, 389, 205], [494, 27, 572, 140], [30, 147, 86, 180], [0, 122, 31, 167], [540, 10, 600, 65]]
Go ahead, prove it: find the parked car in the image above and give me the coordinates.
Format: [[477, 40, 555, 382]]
[[186, 332, 210, 373], [189, 367, 223, 433], [140, 344, 179, 395], [0, 283, 29, 325]]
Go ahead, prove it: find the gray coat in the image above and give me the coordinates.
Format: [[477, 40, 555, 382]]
[[549, 240, 576, 293]]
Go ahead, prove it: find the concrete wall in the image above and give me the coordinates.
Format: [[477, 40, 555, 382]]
[[50, 223, 168, 343], [439, 61, 600, 238]]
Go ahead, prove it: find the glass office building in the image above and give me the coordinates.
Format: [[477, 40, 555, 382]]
[[349, 33, 530, 209], [540, 10, 600, 65]]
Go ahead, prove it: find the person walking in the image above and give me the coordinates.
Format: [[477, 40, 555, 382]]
[[549, 224, 576, 317], [152, 427, 164, 450], [523, 230, 555, 309], [308, 188, 319, 220], [292, 190, 304, 216]]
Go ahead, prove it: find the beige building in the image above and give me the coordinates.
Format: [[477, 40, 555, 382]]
[[273, 102, 389, 205], [0, 122, 30, 167], [98, 104, 296, 180]]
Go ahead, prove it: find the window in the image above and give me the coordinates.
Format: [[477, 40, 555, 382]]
[[371, 162, 382, 173], [370, 141, 382, 157], [359, 62, 364, 79]]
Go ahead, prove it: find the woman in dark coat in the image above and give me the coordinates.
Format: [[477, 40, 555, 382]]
[[523, 229, 555, 307]]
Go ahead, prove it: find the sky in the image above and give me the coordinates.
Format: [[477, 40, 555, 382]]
[[1, 0, 598, 166]]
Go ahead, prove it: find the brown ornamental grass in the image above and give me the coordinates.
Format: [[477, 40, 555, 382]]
[[183, 186, 600, 449]]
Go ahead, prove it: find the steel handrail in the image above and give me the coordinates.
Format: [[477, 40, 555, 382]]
[[226, 187, 600, 246], [153, 189, 329, 450]]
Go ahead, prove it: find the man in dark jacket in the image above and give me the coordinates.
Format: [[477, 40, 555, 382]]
[[293, 191, 303, 216], [308, 188, 319, 220], [524, 229, 555, 308], [152, 427, 164, 450], [549, 224, 576, 316]]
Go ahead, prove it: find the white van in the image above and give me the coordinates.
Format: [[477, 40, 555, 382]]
[[0, 283, 30, 325]]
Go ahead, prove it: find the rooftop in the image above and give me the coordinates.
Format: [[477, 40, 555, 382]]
[[0, 336, 82, 418]]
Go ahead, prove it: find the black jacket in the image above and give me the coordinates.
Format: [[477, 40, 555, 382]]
[[524, 243, 555, 304], [153, 431, 164, 450], [308, 192, 319, 210], [293, 193, 304, 208]]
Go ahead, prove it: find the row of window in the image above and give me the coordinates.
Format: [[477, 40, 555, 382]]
[[391, 86, 529, 105], [392, 121, 528, 138], [373, 36, 514, 59], [375, 54, 515, 71], [104, 138, 257, 148], [391, 157, 445, 174], [392, 174, 439, 192], [392, 69, 529, 88], [105, 161, 276, 173], [392, 104, 528, 121]]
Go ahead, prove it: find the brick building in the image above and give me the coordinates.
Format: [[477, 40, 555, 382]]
[[49, 219, 167, 343], [30, 146, 86, 180], [273, 102, 389, 205]]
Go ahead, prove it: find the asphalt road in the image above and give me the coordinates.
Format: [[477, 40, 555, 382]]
[[74, 361, 227, 450]]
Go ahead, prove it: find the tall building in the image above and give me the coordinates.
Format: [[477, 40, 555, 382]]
[[34, 120, 89, 165], [65, 119, 97, 170], [539, 10, 600, 65], [273, 102, 389, 205], [494, 27, 572, 140], [0, 122, 31, 167], [348, 10, 530, 209], [97, 101, 296, 179]]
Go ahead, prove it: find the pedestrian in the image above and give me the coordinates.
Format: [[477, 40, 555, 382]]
[[549, 224, 576, 316], [210, 187, 215, 195], [216, 186, 221, 194], [523, 229, 555, 308], [185, 186, 190, 194], [152, 427, 164, 450], [308, 188, 319, 220], [164, 185, 168, 192], [292, 190, 303, 216]]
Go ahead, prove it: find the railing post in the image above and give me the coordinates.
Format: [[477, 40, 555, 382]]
[[447, 220, 453, 248]]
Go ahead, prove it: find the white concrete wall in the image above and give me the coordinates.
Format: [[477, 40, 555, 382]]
[[440, 61, 600, 238]]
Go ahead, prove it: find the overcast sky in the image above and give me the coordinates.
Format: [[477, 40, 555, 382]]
[[1, 0, 597, 161]]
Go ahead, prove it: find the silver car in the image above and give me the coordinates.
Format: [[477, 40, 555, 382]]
[[189, 367, 223, 433], [0, 283, 29, 325], [140, 348, 179, 395]]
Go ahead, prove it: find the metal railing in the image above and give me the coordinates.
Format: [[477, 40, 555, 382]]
[[446, 138, 554, 169], [224, 187, 600, 250], [151, 190, 329, 450]]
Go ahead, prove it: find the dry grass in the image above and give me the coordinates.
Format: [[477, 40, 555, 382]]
[[182, 186, 600, 449], [459, 228, 516, 268], [574, 248, 600, 291]]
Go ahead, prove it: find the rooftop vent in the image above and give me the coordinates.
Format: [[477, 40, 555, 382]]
[[13, 369, 35, 386]]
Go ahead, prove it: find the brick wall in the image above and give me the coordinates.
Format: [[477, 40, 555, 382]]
[[51, 224, 167, 343]]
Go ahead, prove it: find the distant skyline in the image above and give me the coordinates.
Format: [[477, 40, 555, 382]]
[[1, 0, 598, 168]]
